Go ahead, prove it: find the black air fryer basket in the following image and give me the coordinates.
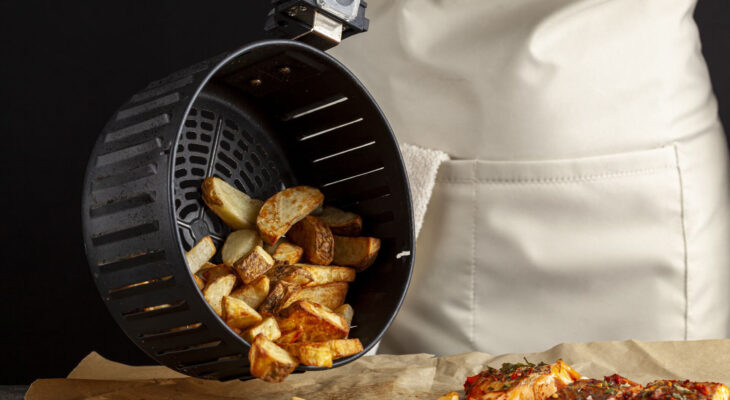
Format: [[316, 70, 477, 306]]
[[81, 1, 414, 381]]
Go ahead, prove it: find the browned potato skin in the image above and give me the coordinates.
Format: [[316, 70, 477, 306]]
[[287, 216, 334, 265], [258, 281, 297, 316], [333, 235, 381, 272], [248, 334, 298, 383], [277, 300, 349, 342], [280, 282, 349, 311], [232, 246, 275, 284], [318, 206, 363, 236], [257, 186, 324, 245]]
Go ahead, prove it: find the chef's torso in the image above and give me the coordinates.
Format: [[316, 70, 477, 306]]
[[330, 0, 730, 355]]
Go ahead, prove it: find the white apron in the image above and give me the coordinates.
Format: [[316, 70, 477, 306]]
[[330, 0, 730, 355]]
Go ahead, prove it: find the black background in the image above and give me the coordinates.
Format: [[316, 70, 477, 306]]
[[0, 0, 727, 385]]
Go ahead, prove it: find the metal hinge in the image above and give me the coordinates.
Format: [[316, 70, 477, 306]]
[[265, 0, 369, 50]]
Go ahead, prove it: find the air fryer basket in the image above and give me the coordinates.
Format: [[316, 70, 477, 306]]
[[81, 40, 414, 381]]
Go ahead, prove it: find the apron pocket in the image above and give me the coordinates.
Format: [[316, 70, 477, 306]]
[[382, 145, 687, 355]]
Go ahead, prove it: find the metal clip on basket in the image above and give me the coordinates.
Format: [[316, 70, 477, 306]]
[[81, 0, 414, 381]]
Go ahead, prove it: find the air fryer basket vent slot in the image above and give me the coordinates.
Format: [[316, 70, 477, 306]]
[[174, 98, 288, 252]]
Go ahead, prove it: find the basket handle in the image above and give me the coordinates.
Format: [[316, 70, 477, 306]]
[[265, 0, 369, 50]]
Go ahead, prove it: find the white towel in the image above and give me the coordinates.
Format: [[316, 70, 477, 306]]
[[399, 143, 450, 239], [364, 143, 448, 357]]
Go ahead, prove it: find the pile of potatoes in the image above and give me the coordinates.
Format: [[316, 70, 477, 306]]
[[184, 177, 381, 382]]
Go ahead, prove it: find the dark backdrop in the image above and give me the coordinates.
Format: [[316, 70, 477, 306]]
[[0, 0, 727, 385]]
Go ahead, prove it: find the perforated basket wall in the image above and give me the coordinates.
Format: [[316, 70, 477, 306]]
[[81, 40, 414, 381]]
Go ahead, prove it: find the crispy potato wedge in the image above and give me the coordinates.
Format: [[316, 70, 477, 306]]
[[221, 229, 262, 267], [280, 342, 333, 368], [436, 393, 459, 400], [333, 235, 381, 272], [201, 177, 263, 230], [257, 186, 324, 245], [185, 236, 216, 275], [274, 264, 356, 287], [203, 274, 237, 316], [328, 338, 363, 359], [193, 275, 205, 290], [258, 281, 297, 316], [249, 334, 298, 383], [222, 295, 262, 330], [272, 241, 304, 266], [318, 206, 362, 236], [277, 300, 349, 342], [243, 317, 281, 343], [281, 282, 349, 311], [196, 263, 234, 283], [334, 304, 354, 327], [229, 275, 270, 309], [287, 216, 334, 265], [232, 246, 275, 285], [275, 328, 304, 344]]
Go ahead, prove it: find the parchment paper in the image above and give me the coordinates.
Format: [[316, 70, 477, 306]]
[[26, 339, 730, 400]]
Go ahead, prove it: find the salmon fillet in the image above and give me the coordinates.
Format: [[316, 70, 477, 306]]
[[464, 360, 581, 400]]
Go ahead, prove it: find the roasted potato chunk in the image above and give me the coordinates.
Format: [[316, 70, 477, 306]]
[[327, 338, 363, 359], [221, 229, 262, 267], [281, 282, 349, 311], [334, 304, 354, 327], [436, 393, 459, 400], [185, 236, 216, 274], [196, 263, 233, 283], [259, 281, 297, 316], [272, 241, 304, 265], [277, 300, 349, 342], [229, 275, 270, 309], [275, 328, 304, 344], [193, 275, 205, 290], [243, 317, 281, 343], [333, 235, 381, 272], [203, 274, 237, 316], [201, 177, 263, 230], [257, 186, 324, 245], [248, 334, 298, 383], [318, 206, 362, 236], [222, 295, 262, 330], [275, 264, 355, 287], [287, 216, 334, 265], [280, 342, 333, 368], [232, 246, 275, 285]]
